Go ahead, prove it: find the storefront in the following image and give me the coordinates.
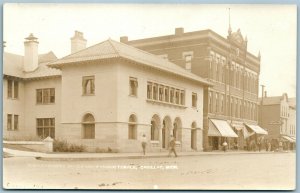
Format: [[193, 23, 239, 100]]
[[243, 124, 268, 151], [207, 119, 238, 151]]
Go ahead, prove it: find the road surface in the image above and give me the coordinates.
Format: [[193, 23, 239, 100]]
[[3, 152, 295, 190]]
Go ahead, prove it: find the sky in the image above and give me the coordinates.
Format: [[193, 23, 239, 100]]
[[3, 4, 297, 98]]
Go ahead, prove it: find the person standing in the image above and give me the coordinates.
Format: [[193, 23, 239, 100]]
[[141, 134, 147, 155], [168, 135, 177, 157], [222, 141, 228, 152]]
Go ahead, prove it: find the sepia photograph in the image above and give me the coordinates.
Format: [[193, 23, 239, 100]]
[[2, 3, 297, 190]]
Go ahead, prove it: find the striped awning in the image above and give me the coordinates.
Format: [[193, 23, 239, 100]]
[[245, 124, 268, 135], [208, 119, 238, 138]]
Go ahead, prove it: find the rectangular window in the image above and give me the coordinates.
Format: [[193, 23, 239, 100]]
[[153, 84, 158, 100], [220, 94, 224, 113], [192, 93, 197, 108], [7, 114, 12, 131], [164, 87, 169, 102], [175, 90, 180, 104], [82, 76, 95, 95], [7, 80, 13, 98], [170, 88, 175, 103], [180, 90, 185, 105], [14, 81, 19, 98], [36, 88, 55, 104], [36, 118, 55, 139], [129, 77, 138, 96], [215, 93, 219, 112], [159, 86, 164, 101], [147, 82, 152, 99], [14, 115, 19, 130], [209, 92, 212, 113]]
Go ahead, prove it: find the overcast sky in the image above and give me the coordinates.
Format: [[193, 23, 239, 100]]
[[3, 4, 297, 98]]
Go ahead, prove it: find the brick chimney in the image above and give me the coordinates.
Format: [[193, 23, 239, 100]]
[[120, 36, 128, 43], [24, 33, 39, 72], [175, 27, 184, 36], [71, 31, 87, 54]]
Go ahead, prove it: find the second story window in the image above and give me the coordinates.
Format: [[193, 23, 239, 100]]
[[82, 76, 95, 95], [192, 93, 197, 108], [36, 88, 55, 104], [7, 79, 19, 99], [129, 77, 138, 96], [183, 51, 193, 71]]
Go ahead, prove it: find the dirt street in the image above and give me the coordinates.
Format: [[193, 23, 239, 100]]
[[3, 152, 295, 190]]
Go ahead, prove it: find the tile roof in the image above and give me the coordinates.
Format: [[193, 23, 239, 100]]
[[3, 51, 61, 79], [49, 39, 212, 86]]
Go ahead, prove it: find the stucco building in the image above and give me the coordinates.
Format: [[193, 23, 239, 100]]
[[123, 27, 268, 151], [3, 31, 212, 152], [258, 93, 296, 150]]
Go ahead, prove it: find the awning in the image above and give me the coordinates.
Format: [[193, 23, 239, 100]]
[[290, 136, 296, 141], [208, 119, 238, 138], [245, 124, 268, 135], [282, 136, 296, 143]]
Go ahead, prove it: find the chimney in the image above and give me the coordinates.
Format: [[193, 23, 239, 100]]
[[120, 36, 128, 43], [175, 27, 184, 36], [71, 31, 87, 54], [24, 33, 39, 72]]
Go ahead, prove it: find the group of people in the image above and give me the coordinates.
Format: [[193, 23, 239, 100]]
[[141, 134, 177, 157]]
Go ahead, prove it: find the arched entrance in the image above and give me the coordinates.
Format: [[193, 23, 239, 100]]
[[173, 117, 182, 141], [82, 113, 95, 139], [162, 116, 172, 148], [151, 114, 160, 141], [191, 122, 197, 150]]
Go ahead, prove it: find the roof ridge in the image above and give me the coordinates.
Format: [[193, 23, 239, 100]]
[[107, 38, 121, 57]]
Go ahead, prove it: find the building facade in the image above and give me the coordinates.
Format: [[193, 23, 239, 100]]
[[124, 27, 267, 151], [258, 93, 296, 150], [3, 32, 211, 152]]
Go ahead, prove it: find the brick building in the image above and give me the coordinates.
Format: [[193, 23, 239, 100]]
[[258, 93, 296, 150], [123, 27, 268, 150]]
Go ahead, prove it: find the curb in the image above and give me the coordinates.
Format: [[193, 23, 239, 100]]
[[33, 151, 293, 161]]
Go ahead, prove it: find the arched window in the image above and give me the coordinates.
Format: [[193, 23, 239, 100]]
[[82, 113, 95, 139], [128, 114, 137, 140]]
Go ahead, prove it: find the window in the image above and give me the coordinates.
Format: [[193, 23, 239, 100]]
[[185, 55, 192, 70], [147, 82, 152, 99], [7, 114, 12, 130], [82, 76, 95, 95], [215, 93, 219, 112], [159, 86, 164, 101], [192, 93, 197, 108], [164, 87, 169, 102], [175, 90, 180, 104], [37, 118, 55, 139], [7, 80, 12, 98], [180, 90, 185, 105], [147, 81, 185, 106], [82, 114, 95, 139], [128, 114, 137, 140], [153, 84, 158, 100], [36, 88, 55, 104], [170, 88, 175, 103], [220, 94, 224, 113], [7, 114, 18, 131], [14, 115, 19, 130], [183, 51, 193, 71], [129, 77, 138, 96], [209, 92, 212, 113], [7, 79, 19, 99]]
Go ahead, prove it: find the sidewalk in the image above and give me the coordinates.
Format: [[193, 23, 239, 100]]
[[3, 147, 293, 161]]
